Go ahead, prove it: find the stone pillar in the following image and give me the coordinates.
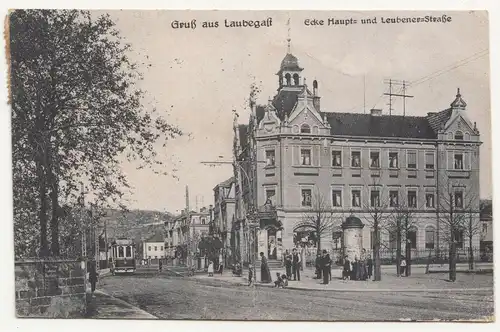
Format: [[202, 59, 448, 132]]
[[258, 228, 267, 258], [342, 216, 365, 262]]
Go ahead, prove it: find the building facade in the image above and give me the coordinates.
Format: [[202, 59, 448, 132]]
[[212, 177, 236, 264], [142, 233, 165, 260], [233, 48, 482, 264], [164, 208, 210, 258]]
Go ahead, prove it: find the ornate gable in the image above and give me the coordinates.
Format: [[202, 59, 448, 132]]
[[287, 83, 329, 135], [257, 99, 281, 135]]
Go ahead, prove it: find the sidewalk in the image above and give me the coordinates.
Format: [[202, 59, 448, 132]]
[[86, 290, 157, 319], [192, 265, 493, 292]]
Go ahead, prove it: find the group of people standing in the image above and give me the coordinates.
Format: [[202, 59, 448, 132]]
[[314, 250, 332, 284], [342, 249, 373, 281]]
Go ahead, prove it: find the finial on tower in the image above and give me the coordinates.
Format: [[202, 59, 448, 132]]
[[457, 88, 461, 97]]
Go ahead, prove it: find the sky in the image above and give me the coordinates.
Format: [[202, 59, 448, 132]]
[[104, 10, 491, 213]]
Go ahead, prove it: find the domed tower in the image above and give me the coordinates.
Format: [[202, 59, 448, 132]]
[[276, 37, 303, 89]]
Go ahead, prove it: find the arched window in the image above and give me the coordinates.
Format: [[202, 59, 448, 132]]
[[285, 73, 291, 86], [455, 131, 464, 140], [464, 132, 471, 141], [425, 226, 435, 249], [407, 228, 417, 249], [118, 246, 124, 258], [313, 80, 318, 89], [300, 124, 311, 133], [293, 73, 300, 85], [447, 132, 453, 140]]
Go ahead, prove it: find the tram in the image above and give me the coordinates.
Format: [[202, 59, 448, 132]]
[[110, 238, 137, 274]]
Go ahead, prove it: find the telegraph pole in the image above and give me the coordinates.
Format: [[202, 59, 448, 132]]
[[383, 79, 414, 116]]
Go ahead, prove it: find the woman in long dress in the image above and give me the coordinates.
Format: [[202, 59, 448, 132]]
[[260, 252, 272, 283]]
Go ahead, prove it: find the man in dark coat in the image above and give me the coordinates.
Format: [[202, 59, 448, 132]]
[[291, 248, 301, 281], [88, 260, 98, 296], [321, 250, 331, 285], [342, 256, 351, 280], [284, 249, 292, 279], [315, 253, 322, 279]]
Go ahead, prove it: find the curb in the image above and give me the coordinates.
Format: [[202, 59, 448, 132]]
[[93, 290, 158, 319], [242, 283, 493, 293]]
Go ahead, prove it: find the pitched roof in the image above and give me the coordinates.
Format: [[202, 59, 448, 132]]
[[279, 53, 303, 72], [146, 233, 164, 243], [219, 177, 235, 187], [324, 112, 437, 139], [426, 108, 453, 134]]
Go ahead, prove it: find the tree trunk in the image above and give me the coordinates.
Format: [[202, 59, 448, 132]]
[[449, 241, 457, 282], [373, 222, 381, 281], [405, 216, 411, 277], [48, 159, 60, 257], [37, 160, 49, 258], [396, 219, 401, 277], [468, 235, 474, 271]]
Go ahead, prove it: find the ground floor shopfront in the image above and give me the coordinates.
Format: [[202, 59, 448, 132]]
[[232, 209, 482, 266]]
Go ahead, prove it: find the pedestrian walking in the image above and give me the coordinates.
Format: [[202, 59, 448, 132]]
[[291, 248, 301, 281], [400, 257, 407, 276], [321, 250, 331, 285], [352, 256, 359, 280], [159, 259, 163, 272], [218, 253, 224, 275], [208, 260, 214, 277], [260, 252, 272, 283], [248, 264, 254, 286], [358, 249, 368, 281], [284, 249, 292, 279], [88, 260, 98, 297], [367, 254, 373, 279]]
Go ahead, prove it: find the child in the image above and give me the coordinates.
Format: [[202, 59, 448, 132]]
[[274, 272, 283, 288], [248, 264, 254, 286], [208, 260, 214, 277], [281, 274, 288, 288]]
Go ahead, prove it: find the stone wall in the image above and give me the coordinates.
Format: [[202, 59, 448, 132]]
[[15, 259, 87, 318]]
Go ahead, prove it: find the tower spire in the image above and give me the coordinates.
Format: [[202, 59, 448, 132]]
[[287, 18, 291, 53]]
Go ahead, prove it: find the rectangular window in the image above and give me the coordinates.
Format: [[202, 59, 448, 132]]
[[351, 151, 361, 168], [454, 191, 463, 208], [454, 153, 464, 170], [266, 189, 276, 205], [389, 190, 399, 207], [370, 151, 380, 168], [407, 151, 417, 169], [408, 190, 417, 208], [301, 149, 311, 166], [332, 190, 342, 207], [425, 229, 435, 249], [119, 246, 124, 258], [351, 190, 361, 207], [332, 150, 342, 167], [201, 218, 206, 224], [126, 246, 132, 257], [425, 152, 435, 169], [265, 149, 276, 166], [160, 246, 163, 251], [154, 246, 157, 251], [301, 189, 312, 207], [482, 223, 488, 235], [370, 190, 380, 207], [389, 152, 399, 169], [425, 193, 435, 208], [408, 231, 417, 249], [148, 246, 151, 251], [454, 230, 464, 249]]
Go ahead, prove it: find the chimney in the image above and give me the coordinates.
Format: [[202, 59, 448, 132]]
[[370, 109, 382, 116]]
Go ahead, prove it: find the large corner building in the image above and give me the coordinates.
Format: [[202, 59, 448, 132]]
[[232, 46, 482, 265]]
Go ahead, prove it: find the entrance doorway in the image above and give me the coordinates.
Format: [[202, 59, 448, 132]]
[[268, 229, 277, 260]]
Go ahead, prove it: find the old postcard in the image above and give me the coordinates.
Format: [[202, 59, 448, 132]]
[[8, 9, 493, 322]]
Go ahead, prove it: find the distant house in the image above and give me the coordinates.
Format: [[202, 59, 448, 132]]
[[142, 233, 165, 260]]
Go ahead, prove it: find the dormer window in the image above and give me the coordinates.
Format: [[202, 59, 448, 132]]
[[293, 73, 300, 85], [300, 124, 311, 134], [455, 131, 464, 140]]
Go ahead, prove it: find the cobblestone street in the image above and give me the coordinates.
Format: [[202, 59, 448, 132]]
[[93, 267, 494, 321]]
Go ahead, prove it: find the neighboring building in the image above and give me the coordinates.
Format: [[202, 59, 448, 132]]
[[142, 233, 165, 260], [480, 199, 493, 251], [164, 207, 210, 258], [213, 177, 236, 264], [233, 44, 482, 264]]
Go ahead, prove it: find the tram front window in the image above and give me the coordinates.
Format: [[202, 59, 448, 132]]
[[126, 246, 132, 258], [118, 246, 124, 258]]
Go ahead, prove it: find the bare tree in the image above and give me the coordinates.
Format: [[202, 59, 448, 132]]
[[294, 188, 337, 258], [462, 203, 481, 270], [361, 175, 392, 281], [386, 192, 420, 277], [438, 178, 478, 281]]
